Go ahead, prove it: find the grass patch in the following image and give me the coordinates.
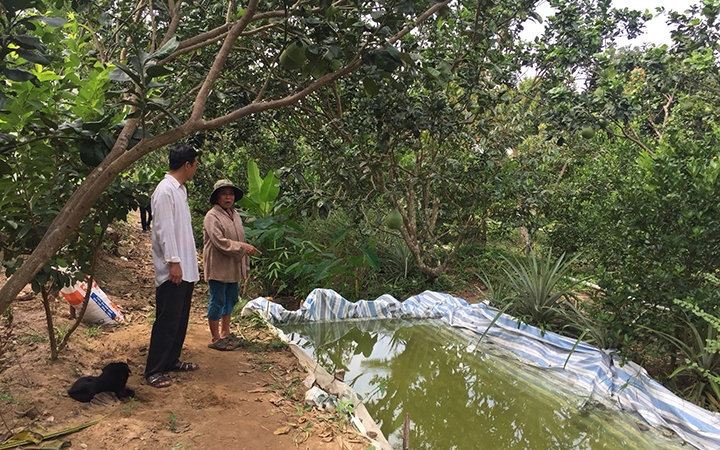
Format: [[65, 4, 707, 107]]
[[85, 325, 102, 338], [0, 390, 15, 404], [18, 330, 48, 345], [259, 363, 275, 372], [120, 397, 139, 417]]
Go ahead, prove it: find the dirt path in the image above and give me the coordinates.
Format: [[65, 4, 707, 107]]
[[0, 218, 375, 450]]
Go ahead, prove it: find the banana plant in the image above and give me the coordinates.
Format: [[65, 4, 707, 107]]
[[237, 159, 280, 218]]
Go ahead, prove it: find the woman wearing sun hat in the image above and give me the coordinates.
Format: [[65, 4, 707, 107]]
[[202, 179, 261, 351]]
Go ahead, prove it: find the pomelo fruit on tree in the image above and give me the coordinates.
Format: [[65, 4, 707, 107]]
[[384, 209, 403, 230], [581, 126, 595, 139], [279, 40, 307, 71]]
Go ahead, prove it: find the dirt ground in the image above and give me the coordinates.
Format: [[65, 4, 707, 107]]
[[0, 216, 380, 450]]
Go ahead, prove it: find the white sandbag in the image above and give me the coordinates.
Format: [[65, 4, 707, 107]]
[[60, 278, 124, 325]]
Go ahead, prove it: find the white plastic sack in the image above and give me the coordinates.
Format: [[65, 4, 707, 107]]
[[60, 278, 124, 325], [304, 386, 338, 411]]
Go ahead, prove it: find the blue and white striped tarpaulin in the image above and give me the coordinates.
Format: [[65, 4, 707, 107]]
[[242, 288, 720, 450]]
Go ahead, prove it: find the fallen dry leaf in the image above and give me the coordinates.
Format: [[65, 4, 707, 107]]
[[273, 426, 291, 435]]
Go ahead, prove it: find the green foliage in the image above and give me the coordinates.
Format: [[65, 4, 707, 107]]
[[18, 329, 48, 344], [536, 20, 720, 359], [244, 312, 267, 330], [84, 325, 102, 338], [476, 270, 510, 306], [245, 214, 309, 297], [454, 243, 515, 284], [237, 160, 281, 219], [300, 209, 400, 300], [109, 37, 180, 123], [374, 235, 417, 280], [559, 299, 626, 352], [550, 132, 720, 360], [0, 6, 147, 301], [54, 322, 69, 342], [485, 250, 581, 332], [526, 6, 720, 324], [645, 295, 720, 410], [0, 390, 15, 404], [250, 213, 380, 299], [278, 0, 541, 282], [524, 0, 652, 135], [336, 397, 355, 416], [235, 160, 316, 295], [0, 2, 66, 108], [234, 162, 382, 299]]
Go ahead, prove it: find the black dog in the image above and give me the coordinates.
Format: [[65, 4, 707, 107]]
[[68, 362, 135, 402]]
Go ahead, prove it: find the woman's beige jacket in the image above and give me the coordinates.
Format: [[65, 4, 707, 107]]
[[202, 204, 250, 283]]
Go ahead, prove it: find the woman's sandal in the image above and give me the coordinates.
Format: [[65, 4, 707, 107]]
[[225, 333, 245, 349], [227, 332, 242, 343], [170, 361, 200, 371], [146, 373, 171, 388], [207, 337, 234, 351]]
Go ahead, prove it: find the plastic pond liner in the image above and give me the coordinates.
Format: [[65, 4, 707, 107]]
[[242, 289, 720, 450]]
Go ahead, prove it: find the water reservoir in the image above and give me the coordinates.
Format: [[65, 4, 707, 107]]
[[245, 289, 720, 450], [282, 319, 687, 450]]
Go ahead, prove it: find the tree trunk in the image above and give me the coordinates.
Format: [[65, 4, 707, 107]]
[[41, 285, 58, 361], [519, 226, 531, 255]]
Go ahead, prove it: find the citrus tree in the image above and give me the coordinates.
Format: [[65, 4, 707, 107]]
[[519, 1, 720, 389], [0, 0, 458, 313], [263, 0, 544, 281]]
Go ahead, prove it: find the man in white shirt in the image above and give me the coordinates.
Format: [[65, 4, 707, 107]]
[[144, 143, 201, 388]]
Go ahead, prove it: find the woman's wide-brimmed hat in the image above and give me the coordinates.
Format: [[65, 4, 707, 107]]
[[209, 179, 244, 204]]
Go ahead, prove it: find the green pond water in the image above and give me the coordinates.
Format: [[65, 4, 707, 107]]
[[280, 319, 687, 450]]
